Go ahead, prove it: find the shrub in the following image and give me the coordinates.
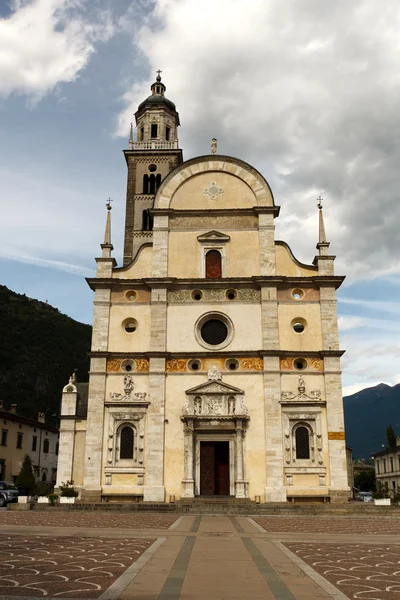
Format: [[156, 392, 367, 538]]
[[373, 481, 390, 499], [16, 454, 35, 495], [59, 480, 79, 498], [48, 493, 59, 506]]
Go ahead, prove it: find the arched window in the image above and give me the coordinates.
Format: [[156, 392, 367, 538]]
[[43, 438, 49, 453], [156, 173, 162, 190], [205, 250, 222, 278], [295, 427, 310, 459], [42, 471, 47, 481], [120, 426, 134, 459], [143, 174, 149, 193], [149, 174, 156, 194]]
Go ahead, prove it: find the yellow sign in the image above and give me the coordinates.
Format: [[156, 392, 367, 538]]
[[328, 432, 345, 440]]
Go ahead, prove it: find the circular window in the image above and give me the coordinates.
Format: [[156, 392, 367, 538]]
[[292, 288, 304, 300], [291, 318, 306, 333], [121, 359, 136, 372], [294, 358, 307, 370], [148, 164, 157, 172], [125, 290, 137, 302], [123, 319, 138, 334], [195, 312, 234, 350], [225, 358, 239, 371], [226, 289, 237, 301], [201, 320, 228, 345], [192, 290, 203, 301], [187, 359, 202, 372]]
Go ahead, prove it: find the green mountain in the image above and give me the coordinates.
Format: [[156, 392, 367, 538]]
[[344, 383, 400, 460], [0, 285, 91, 425]]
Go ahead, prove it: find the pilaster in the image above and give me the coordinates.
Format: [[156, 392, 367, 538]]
[[258, 212, 276, 275], [320, 287, 340, 351], [152, 215, 169, 277], [263, 356, 286, 502], [261, 287, 279, 350], [324, 356, 349, 500], [143, 357, 166, 501]]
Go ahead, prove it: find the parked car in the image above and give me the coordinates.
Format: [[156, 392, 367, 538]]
[[355, 491, 373, 503], [0, 481, 19, 506]]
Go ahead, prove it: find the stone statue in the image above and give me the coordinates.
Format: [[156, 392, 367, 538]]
[[211, 137, 217, 154], [124, 374, 134, 396], [228, 397, 235, 415], [194, 397, 202, 415]]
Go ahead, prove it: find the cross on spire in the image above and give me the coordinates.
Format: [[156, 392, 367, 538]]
[[156, 69, 162, 81], [317, 195, 323, 210], [106, 197, 113, 211]]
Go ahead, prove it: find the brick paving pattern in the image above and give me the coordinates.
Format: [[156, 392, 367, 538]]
[[0, 534, 153, 598], [284, 542, 400, 600], [0, 511, 178, 529], [255, 516, 400, 535]]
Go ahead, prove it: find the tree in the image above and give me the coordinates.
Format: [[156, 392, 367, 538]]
[[16, 454, 36, 495], [387, 425, 397, 450], [354, 470, 376, 492]]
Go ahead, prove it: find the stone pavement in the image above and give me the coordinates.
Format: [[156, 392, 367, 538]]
[[1, 512, 400, 599]]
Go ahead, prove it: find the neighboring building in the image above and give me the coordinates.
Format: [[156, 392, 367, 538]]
[[373, 441, 400, 496], [0, 402, 59, 483], [57, 73, 349, 503], [353, 458, 375, 476]]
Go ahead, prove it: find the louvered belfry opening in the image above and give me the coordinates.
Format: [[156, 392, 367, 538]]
[[205, 250, 222, 278], [120, 426, 134, 459], [295, 427, 310, 459]]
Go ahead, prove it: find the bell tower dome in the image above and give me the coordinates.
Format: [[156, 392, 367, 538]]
[[134, 71, 180, 146], [123, 71, 183, 265]]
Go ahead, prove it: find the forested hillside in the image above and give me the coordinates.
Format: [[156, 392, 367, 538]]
[[0, 285, 91, 424], [344, 383, 400, 459]]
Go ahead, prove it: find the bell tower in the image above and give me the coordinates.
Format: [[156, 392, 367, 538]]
[[123, 71, 183, 264]]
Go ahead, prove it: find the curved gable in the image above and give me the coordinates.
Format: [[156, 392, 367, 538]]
[[155, 155, 275, 210]]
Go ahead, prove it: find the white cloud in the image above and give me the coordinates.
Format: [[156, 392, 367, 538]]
[[0, 0, 114, 101], [118, 0, 400, 282], [0, 253, 93, 276]]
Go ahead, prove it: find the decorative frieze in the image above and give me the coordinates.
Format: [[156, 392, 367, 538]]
[[166, 359, 187, 372], [170, 215, 258, 229], [167, 288, 260, 303], [106, 358, 149, 373], [280, 357, 324, 372], [240, 358, 263, 371]]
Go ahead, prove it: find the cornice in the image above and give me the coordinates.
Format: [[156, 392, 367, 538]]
[[150, 206, 280, 217], [88, 349, 345, 359], [86, 275, 345, 291]]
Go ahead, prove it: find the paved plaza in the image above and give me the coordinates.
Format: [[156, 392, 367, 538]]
[[1, 511, 400, 599]]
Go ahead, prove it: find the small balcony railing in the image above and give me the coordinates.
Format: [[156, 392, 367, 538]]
[[130, 140, 179, 150]]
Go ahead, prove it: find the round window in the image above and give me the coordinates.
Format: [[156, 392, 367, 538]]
[[201, 320, 228, 345], [195, 312, 234, 350], [226, 289, 237, 301], [292, 288, 304, 300], [225, 358, 239, 371], [121, 359, 136, 372], [125, 290, 137, 302], [294, 358, 307, 370], [148, 164, 157, 172], [123, 319, 138, 333], [291, 318, 306, 333], [187, 359, 202, 371], [192, 290, 203, 301]]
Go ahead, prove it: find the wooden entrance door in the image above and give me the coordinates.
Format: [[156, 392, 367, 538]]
[[200, 441, 230, 496]]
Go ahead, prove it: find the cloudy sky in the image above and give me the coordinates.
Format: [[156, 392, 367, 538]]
[[1, 0, 399, 395]]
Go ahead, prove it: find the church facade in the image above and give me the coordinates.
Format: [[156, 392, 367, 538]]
[[57, 74, 349, 503]]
